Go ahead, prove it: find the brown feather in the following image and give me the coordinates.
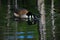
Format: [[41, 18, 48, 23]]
[[18, 9, 29, 15]]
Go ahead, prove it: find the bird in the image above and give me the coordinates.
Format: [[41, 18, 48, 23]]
[[13, 8, 37, 25]]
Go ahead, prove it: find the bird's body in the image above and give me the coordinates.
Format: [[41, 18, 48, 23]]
[[13, 8, 37, 25]]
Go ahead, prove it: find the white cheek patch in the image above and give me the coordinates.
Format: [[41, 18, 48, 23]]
[[14, 13, 19, 17]]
